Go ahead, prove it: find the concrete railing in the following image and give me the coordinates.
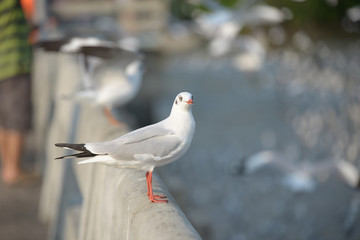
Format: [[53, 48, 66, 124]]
[[34, 49, 201, 240]]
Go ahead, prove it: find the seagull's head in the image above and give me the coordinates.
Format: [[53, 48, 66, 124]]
[[173, 92, 194, 111]]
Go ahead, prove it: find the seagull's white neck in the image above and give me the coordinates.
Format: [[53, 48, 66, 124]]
[[170, 104, 192, 116], [166, 104, 194, 137]]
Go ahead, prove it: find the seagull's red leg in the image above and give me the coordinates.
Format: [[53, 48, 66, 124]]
[[148, 171, 167, 199], [146, 172, 150, 197], [146, 171, 168, 203]]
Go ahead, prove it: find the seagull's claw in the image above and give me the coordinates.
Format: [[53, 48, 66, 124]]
[[148, 193, 168, 203], [150, 196, 168, 203], [146, 171, 170, 203], [154, 195, 167, 198]]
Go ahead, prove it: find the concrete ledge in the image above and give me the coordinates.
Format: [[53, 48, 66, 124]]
[[116, 170, 201, 240], [78, 166, 201, 240], [35, 49, 201, 240]]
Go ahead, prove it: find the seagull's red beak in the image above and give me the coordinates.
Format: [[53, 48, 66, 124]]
[[186, 99, 194, 104]]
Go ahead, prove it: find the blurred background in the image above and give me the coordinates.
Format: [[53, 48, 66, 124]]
[[2, 0, 360, 239]]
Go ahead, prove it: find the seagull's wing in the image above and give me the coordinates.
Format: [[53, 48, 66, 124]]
[[80, 46, 143, 62], [85, 123, 182, 161], [36, 38, 71, 51], [111, 134, 182, 161]]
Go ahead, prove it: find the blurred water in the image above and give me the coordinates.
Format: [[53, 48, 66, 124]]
[[145, 40, 360, 240]]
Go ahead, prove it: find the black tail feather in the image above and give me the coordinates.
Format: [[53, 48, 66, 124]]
[[55, 143, 98, 160], [55, 151, 97, 160], [55, 143, 87, 151]]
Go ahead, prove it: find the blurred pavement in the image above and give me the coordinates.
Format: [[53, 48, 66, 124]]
[[0, 141, 47, 240]]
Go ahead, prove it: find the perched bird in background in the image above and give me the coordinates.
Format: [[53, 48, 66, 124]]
[[55, 92, 195, 203], [59, 37, 116, 53], [73, 46, 144, 126], [59, 37, 122, 91], [37, 37, 144, 125], [35, 38, 72, 52]]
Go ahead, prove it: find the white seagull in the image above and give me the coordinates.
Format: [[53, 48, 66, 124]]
[[195, 2, 285, 56], [75, 46, 144, 125], [238, 150, 360, 193], [55, 92, 195, 203], [38, 38, 144, 126]]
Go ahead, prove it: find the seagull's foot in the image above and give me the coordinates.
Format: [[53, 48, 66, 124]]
[[154, 195, 167, 199], [150, 197, 168, 203], [147, 192, 167, 198], [146, 171, 168, 203], [150, 196, 168, 203]]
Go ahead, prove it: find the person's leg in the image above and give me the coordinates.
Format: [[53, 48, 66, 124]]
[[0, 127, 8, 177], [0, 75, 31, 184], [0, 85, 9, 181], [1, 129, 24, 184]]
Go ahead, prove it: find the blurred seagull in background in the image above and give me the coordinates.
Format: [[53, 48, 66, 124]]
[[55, 92, 195, 203], [59, 37, 120, 90], [36, 37, 144, 125], [73, 45, 144, 126], [195, 0, 285, 57], [237, 150, 360, 193], [238, 152, 360, 236]]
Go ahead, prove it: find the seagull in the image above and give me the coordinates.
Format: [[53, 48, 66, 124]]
[[195, 1, 285, 56], [37, 38, 144, 122], [55, 92, 195, 203], [56, 43, 143, 125], [36, 37, 144, 125], [237, 150, 360, 193], [73, 46, 144, 125]]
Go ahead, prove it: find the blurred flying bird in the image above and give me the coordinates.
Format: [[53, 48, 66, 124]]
[[195, 1, 285, 57], [237, 150, 360, 193]]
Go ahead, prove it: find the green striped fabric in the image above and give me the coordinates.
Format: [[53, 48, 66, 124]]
[[0, 0, 32, 81]]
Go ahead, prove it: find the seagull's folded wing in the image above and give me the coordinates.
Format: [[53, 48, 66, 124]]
[[85, 124, 182, 161], [113, 135, 181, 161]]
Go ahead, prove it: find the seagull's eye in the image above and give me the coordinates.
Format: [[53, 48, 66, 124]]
[[179, 96, 183, 102]]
